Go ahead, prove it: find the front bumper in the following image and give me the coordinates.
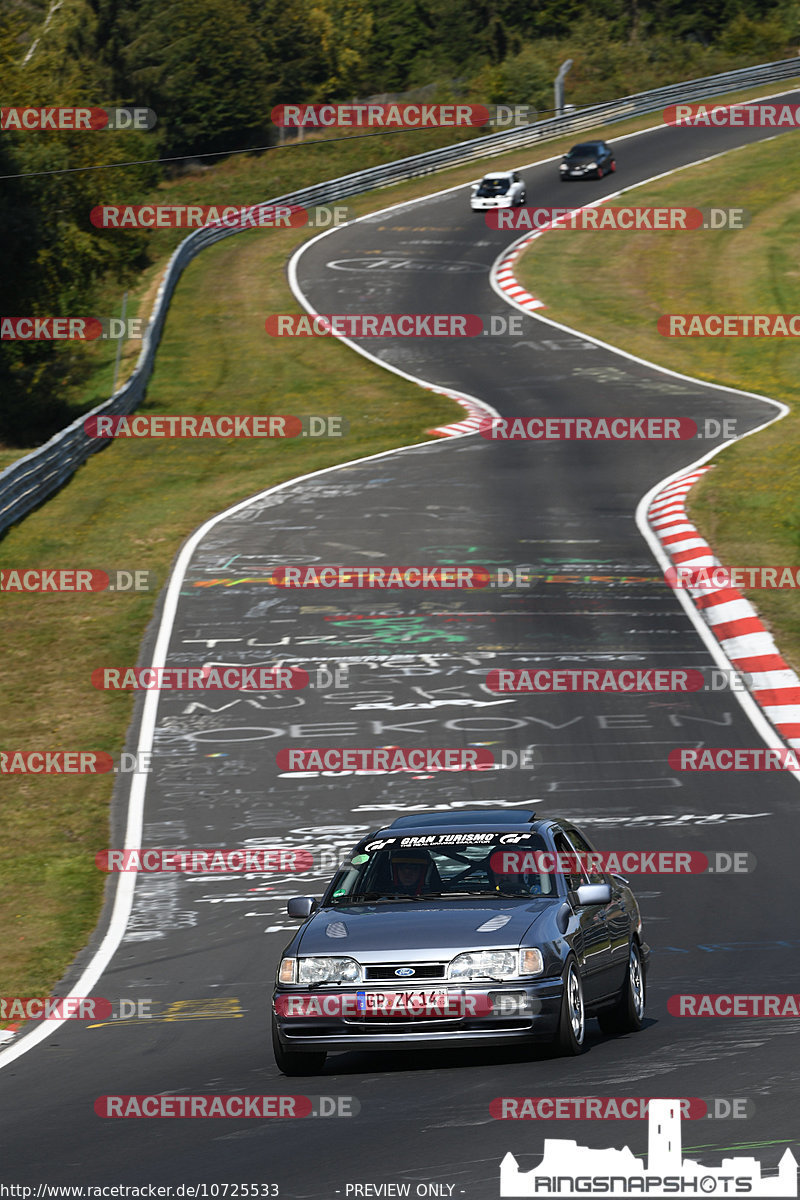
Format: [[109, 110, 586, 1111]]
[[272, 980, 563, 1052]]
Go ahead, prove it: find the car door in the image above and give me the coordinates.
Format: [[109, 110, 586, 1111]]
[[552, 828, 612, 1002], [566, 826, 629, 995]]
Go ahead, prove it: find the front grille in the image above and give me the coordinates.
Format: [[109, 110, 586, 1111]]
[[364, 963, 446, 981]]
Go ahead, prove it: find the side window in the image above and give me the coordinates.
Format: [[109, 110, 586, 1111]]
[[552, 830, 585, 892], [512, 172, 520, 182], [564, 828, 605, 885]]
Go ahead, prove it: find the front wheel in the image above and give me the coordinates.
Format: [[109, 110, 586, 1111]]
[[272, 1016, 327, 1076], [598, 942, 645, 1035], [596, 166, 603, 179], [553, 958, 585, 1055]]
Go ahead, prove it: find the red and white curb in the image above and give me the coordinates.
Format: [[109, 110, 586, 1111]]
[[425, 386, 489, 437], [495, 238, 547, 313], [649, 466, 800, 749]]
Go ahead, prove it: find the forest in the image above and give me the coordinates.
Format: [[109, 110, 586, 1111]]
[[1, 0, 797, 444]]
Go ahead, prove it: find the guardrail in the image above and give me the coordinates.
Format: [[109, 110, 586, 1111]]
[[2, 54, 798, 534]]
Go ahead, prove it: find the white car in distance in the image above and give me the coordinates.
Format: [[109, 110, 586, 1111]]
[[470, 169, 526, 211]]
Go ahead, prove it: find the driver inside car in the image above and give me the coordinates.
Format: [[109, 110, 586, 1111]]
[[388, 848, 439, 896]]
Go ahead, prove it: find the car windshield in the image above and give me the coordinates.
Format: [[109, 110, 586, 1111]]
[[326, 832, 555, 904], [568, 143, 599, 157], [476, 178, 510, 196]]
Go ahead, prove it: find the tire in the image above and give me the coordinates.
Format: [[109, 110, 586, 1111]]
[[598, 942, 645, 1035], [596, 166, 603, 179], [272, 1016, 327, 1076], [518, 192, 527, 206], [610, 159, 616, 173], [552, 958, 585, 1055]]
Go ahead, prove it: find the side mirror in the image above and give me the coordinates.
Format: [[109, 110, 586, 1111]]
[[575, 883, 611, 907], [470, 183, 480, 192], [287, 896, 318, 918]]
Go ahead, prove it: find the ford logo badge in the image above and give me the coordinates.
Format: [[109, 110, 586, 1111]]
[[395, 967, 415, 977]]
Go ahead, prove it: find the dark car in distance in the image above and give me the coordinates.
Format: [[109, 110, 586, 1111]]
[[271, 809, 649, 1075], [560, 140, 616, 179]]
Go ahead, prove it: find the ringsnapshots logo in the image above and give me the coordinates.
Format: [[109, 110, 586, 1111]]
[[0, 107, 156, 131], [499, 1099, 797, 1196]]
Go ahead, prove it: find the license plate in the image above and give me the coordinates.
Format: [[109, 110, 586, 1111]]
[[355, 990, 459, 1018]]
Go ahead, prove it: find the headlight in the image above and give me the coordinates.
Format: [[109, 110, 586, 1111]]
[[448, 950, 517, 980], [297, 956, 361, 985], [585, 161, 597, 168]]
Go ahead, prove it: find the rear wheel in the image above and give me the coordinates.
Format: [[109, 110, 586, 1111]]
[[598, 942, 645, 1035], [610, 159, 616, 172], [553, 958, 585, 1055], [272, 1016, 327, 1076]]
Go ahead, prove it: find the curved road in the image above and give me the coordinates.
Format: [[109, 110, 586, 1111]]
[[1, 97, 799, 1197]]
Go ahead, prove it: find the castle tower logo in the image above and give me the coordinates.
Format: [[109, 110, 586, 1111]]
[[500, 1099, 797, 1196]]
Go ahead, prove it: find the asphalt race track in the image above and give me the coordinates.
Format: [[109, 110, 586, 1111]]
[[2, 98, 800, 1197]]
